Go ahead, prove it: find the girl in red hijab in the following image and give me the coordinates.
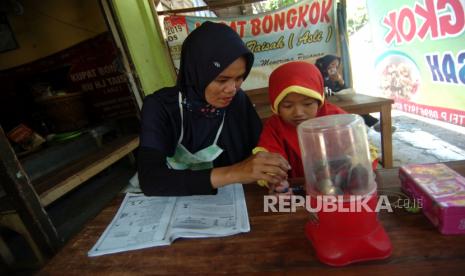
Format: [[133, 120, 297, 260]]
[[253, 61, 346, 189]]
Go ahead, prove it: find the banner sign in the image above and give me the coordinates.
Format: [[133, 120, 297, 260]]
[[163, 0, 337, 90], [367, 0, 465, 127]]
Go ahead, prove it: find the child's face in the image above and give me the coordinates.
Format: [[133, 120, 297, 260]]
[[278, 93, 319, 127]]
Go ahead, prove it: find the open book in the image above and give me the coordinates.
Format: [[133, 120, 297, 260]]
[[88, 184, 249, 257]]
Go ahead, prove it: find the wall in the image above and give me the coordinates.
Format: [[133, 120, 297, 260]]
[[111, 0, 176, 95], [0, 0, 107, 70]]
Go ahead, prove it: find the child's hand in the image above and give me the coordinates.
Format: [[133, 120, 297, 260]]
[[269, 180, 292, 201]]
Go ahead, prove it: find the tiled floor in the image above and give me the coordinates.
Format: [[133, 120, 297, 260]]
[[368, 111, 465, 167]]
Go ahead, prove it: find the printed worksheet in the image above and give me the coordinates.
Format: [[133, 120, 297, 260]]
[[88, 184, 249, 257]]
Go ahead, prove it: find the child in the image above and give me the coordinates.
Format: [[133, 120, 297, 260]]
[[253, 61, 346, 192]]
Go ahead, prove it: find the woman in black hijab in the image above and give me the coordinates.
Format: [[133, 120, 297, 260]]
[[315, 54, 346, 93], [316, 54, 379, 128], [138, 21, 289, 196]]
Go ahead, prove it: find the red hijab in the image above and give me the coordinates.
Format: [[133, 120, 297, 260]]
[[256, 61, 346, 178]]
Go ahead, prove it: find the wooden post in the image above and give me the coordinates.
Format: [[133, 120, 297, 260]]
[[0, 126, 62, 261], [0, 234, 15, 266]]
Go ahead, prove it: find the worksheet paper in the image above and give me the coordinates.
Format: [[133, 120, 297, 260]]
[[88, 184, 249, 257]]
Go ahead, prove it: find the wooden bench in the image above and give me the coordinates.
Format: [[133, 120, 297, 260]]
[[34, 135, 139, 207]]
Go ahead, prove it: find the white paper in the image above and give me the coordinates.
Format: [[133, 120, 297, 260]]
[[88, 184, 249, 257]]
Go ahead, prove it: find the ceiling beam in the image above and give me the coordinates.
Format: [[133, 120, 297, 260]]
[[157, 0, 264, 15]]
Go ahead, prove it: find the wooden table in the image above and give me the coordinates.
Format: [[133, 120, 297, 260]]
[[39, 161, 465, 275], [327, 94, 395, 168], [247, 89, 395, 168]]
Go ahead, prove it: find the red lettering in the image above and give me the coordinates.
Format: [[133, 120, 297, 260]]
[[309, 1, 320, 24], [438, 0, 465, 36], [297, 5, 309, 27], [236, 21, 246, 38], [251, 18, 261, 36], [263, 15, 273, 34], [415, 0, 439, 39], [383, 12, 401, 44], [320, 0, 332, 22], [287, 8, 297, 29], [382, 0, 465, 45], [398, 8, 416, 42], [274, 12, 286, 32]]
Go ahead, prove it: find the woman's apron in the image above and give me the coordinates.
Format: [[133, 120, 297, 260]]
[[127, 92, 225, 192], [166, 92, 225, 170]]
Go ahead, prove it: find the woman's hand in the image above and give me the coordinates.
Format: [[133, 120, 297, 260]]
[[329, 71, 345, 87], [329, 71, 344, 85], [211, 151, 290, 188]]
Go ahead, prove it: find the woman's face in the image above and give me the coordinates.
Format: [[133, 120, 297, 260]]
[[205, 57, 246, 108], [278, 93, 319, 127], [327, 59, 339, 75]]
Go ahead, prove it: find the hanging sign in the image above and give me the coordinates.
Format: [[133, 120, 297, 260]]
[[367, 0, 465, 127], [164, 0, 338, 90]]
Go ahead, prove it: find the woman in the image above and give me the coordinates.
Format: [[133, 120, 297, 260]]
[[316, 54, 380, 128], [138, 21, 289, 196], [315, 54, 346, 93]]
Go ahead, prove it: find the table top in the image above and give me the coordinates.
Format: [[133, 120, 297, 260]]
[[327, 94, 394, 111], [39, 161, 465, 275]]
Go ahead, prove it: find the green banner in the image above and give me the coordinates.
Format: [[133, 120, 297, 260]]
[[367, 0, 465, 126]]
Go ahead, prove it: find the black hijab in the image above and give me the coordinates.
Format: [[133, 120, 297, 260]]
[[315, 54, 341, 78], [178, 21, 254, 108], [315, 54, 345, 92], [140, 21, 261, 165]]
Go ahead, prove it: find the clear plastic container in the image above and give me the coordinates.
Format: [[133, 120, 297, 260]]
[[297, 114, 375, 197]]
